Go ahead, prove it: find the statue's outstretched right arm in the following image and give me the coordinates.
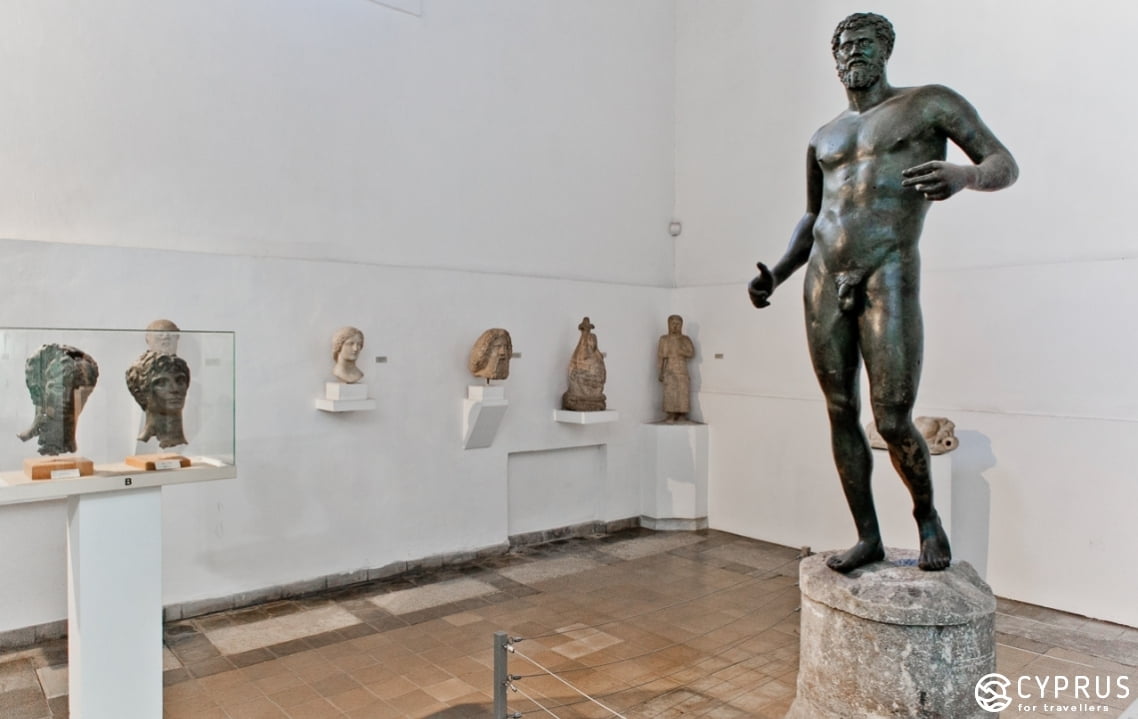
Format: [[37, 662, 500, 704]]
[[749, 145, 821, 308]]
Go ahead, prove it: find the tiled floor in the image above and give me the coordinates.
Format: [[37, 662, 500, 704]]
[[2, 529, 1137, 718]]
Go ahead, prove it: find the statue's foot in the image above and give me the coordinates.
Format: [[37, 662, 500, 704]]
[[918, 515, 952, 571], [825, 539, 884, 573]]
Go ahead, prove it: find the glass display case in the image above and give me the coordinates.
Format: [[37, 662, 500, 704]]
[[0, 327, 235, 504]]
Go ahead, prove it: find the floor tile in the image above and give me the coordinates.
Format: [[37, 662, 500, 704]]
[[597, 532, 705, 560], [33, 665, 67, 699], [206, 606, 362, 655], [499, 556, 604, 585], [369, 578, 497, 615]]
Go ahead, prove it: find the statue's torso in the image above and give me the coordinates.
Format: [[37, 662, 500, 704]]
[[658, 335, 693, 377], [810, 86, 947, 274]]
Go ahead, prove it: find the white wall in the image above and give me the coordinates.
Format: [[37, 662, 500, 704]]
[[676, 1, 1138, 626], [508, 445, 606, 536], [0, 0, 675, 285], [0, 0, 676, 632]]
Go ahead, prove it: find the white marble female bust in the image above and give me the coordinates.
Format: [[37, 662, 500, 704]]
[[331, 326, 365, 384]]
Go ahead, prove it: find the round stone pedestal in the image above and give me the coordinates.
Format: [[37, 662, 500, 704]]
[[785, 549, 996, 719]]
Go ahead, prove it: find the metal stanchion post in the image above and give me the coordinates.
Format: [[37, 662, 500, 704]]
[[494, 631, 509, 719]]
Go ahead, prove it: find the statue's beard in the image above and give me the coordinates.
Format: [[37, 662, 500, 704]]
[[838, 59, 883, 90]]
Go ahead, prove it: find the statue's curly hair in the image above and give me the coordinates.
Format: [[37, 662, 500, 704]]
[[125, 350, 190, 409], [832, 12, 895, 59]]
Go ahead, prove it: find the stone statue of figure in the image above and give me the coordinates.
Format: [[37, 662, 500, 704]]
[[468, 328, 513, 382], [562, 317, 607, 411], [331, 326, 365, 384], [17, 344, 100, 456], [126, 351, 191, 448], [748, 13, 1017, 573], [145, 318, 181, 355], [657, 315, 695, 423]]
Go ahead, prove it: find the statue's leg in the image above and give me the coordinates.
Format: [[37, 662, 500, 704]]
[[859, 261, 951, 571], [804, 265, 883, 573]]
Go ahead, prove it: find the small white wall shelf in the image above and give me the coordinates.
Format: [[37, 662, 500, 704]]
[[553, 409, 619, 424], [463, 385, 508, 449]]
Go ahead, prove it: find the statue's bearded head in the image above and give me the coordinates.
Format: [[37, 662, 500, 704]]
[[832, 13, 894, 91]]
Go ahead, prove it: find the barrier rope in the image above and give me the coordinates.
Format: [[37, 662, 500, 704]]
[[508, 680, 566, 718], [508, 642, 629, 718]]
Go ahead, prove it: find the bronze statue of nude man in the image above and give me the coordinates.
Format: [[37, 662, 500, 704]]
[[749, 13, 1017, 572]]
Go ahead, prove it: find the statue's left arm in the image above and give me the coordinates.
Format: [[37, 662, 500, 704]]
[[681, 337, 694, 359], [900, 85, 1019, 201]]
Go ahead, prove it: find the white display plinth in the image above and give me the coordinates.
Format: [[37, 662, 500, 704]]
[[553, 409, 619, 424], [315, 397, 377, 412], [0, 462, 234, 717], [640, 422, 709, 530], [325, 382, 368, 400], [316, 382, 375, 412], [68, 488, 163, 719], [463, 384, 508, 449]]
